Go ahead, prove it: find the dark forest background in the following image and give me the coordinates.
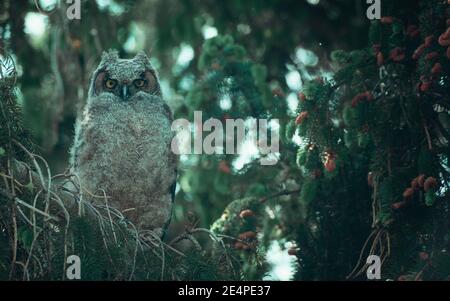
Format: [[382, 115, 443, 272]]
[[0, 0, 449, 281]]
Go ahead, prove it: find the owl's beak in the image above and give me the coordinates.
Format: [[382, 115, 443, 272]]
[[121, 85, 130, 101]]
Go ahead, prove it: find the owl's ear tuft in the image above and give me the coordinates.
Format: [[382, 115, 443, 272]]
[[134, 51, 150, 64], [100, 49, 120, 64]]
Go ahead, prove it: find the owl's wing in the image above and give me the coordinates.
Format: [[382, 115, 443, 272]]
[[165, 104, 178, 206], [160, 142, 178, 239], [160, 173, 176, 240], [162, 103, 173, 121], [169, 175, 177, 203], [160, 102, 177, 240]]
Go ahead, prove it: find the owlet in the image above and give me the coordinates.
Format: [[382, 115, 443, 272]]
[[70, 50, 177, 238]]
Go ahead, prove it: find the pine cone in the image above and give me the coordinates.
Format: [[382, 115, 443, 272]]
[[417, 174, 426, 188], [238, 231, 257, 240], [234, 242, 245, 250], [390, 47, 405, 62], [298, 92, 306, 102], [391, 202, 406, 210], [367, 172, 374, 187], [239, 209, 255, 219], [381, 16, 393, 24], [411, 177, 419, 190], [412, 44, 426, 60], [403, 187, 415, 200], [324, 158, 336, 173], [419, 252, 429, 261], [425, 52, 439, 61], [377, 52, 384, 66], [431, 63, 442, 75], [295, 112, 309, 125], [424, 35, 434, 48], [288, 247, 298, 256], [424, 177, 438, 192]]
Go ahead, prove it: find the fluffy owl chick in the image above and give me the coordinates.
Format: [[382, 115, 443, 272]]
[[70, 50, 177, 238]]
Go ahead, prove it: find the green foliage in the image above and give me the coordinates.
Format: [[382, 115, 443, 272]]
[[282, 0, 450, 280], [299, 178, 318, 207]]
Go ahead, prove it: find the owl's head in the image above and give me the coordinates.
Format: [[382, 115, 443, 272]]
[[89, 50, 161, 102]]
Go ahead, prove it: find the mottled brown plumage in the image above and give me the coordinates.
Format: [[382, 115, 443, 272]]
[[70, 50, 177, 237]]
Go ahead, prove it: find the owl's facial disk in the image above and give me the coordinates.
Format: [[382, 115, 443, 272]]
[[94, 69, 159, 101]]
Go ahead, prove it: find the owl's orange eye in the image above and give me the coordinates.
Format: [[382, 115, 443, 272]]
[[134, 79, 145, 88], [105, 79, 117, 89]]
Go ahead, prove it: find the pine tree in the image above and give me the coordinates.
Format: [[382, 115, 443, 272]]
[[197, 1, 450, 280]]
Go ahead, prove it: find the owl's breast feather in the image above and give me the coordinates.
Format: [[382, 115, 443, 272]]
[[75, 99, 175, 196]]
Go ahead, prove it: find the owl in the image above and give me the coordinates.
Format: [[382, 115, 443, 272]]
[[70, 50, 177, 238]]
